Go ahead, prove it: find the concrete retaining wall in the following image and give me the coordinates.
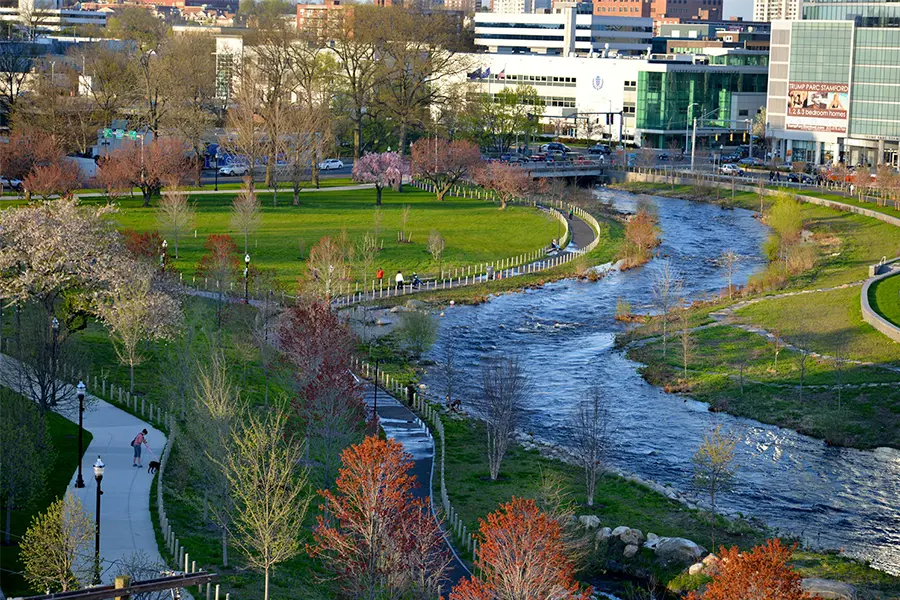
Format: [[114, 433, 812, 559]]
[[861, 261, 900, 343]]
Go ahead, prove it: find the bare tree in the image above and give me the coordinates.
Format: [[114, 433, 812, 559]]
[[795, 337, 813, 402], [427, 230, 445, 277], [356, 232, 379, 290], [20, 491, 95, 593], [720, 250, 739, 299], [832, 342, 850, 412], [305, 236, 347, 300], [156, 192, 195, 259], [397, 310, 438, 361], [253, 291, 280, 409], [692, 424, 737, 549], [437, 342, 459, 407], [481, 356, 530, 481], [651, 260, 683, 359], [115, 551, 170, 600], [220, 410, 311, 600], [569, 385, 609, 507], [230, 184, 262, 255], [183, 351, 245, 567], [158, 310, 200, 419], [400, 204, 412, 243], [679, 308, 694, 379]]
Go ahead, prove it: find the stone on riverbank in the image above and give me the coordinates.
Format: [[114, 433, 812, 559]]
[[802, 578, 857, 600], [596, 527, 612, 543], [654, 537, 707, 566], [623, 544, 639, 558], [579, 515, 602, 529]]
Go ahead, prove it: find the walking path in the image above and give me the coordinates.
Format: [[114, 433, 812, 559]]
[[0, 355, 167, 586], [356, 378, 471, 590]]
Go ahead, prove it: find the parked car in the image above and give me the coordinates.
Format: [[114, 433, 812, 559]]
[[786, 172, 816, 184], [1, 176, 24, 191], [720, 163, 745, 176], [218, 164, 249, 176], [738, 157, 765, 167], [587, 144, 612, 156], [657, 152, 670, 161], [318, 158, 345, 170], [540, 142, 570, 153]]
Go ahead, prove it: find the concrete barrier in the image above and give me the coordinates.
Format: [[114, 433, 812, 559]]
[[861, 260, 900, 343]]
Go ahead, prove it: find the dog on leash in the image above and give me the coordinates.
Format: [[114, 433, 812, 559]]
[[147, 461, 160, 474]]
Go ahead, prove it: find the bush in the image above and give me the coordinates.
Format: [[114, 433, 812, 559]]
[[396, 310, 438, 360]]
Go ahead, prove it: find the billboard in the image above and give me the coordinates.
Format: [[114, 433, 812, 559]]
[[786, 82, 849, 134]]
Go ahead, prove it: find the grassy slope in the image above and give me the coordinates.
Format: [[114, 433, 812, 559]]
[[0, 411, 93, 597], [94, 188, 558, 287], [869, 273, 900, 328]]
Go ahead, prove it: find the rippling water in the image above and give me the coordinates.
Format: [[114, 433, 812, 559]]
[[423, 189, 900, 574]]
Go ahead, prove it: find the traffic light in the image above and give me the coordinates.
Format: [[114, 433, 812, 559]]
[[606, 114, 614, 125]]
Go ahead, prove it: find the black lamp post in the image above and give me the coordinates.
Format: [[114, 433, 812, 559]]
[[244, 253, 250, 303], [92, 456, 104, 585], [160, 239, 168, 270], [373, 359, 379, 415], [214, 154, 219, 192], [74, 381, 86, 488]]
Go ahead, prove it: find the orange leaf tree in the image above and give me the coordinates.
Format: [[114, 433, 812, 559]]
[[451, 497, 592, 600], [687, 539, 821, 600], [312, 436, 450, 598], [474, 162, 538, 209]]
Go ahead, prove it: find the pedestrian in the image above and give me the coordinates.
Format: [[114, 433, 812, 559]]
[[568, 208, 574, 220], [850, 183, 855, 196], [376, 267, 384, 285], [395, 270, 404, 290], [132, 428, 148, 467]]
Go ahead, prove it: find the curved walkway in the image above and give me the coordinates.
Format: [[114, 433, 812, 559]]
[[0, 355, 167, 585]]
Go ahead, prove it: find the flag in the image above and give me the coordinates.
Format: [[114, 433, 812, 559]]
[[498, 68, 505, 79], [481, 67, 491, 79], [468, 68, 482, 80]]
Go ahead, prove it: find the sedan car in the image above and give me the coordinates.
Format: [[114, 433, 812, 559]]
[[318, 159, 345, 170], [738, 157, 765, 167], [1, 176, 24, 191], [218, 164, 249, 176], [720, 164, 745, 176]]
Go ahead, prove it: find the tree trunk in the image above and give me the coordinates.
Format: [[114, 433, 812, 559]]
[[293, 182, 301, 206], [375, 186, 383, 206], [142, 188, 151, 208], [130, 361, 135, 394], [398, 123, 408, 155], [353, 117, 362, 160], [221, 528, 228, 567], [264, 566, 270, 600], [195, 157, 202, 187]]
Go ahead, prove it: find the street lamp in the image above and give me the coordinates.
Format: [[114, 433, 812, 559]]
[[160, 239, 168, 270], [74, 381, 86, 488], [50, 316, 59, 391], [244, 253, 250, 303], [92, 456, 105, 585], [214, 153, 219, 192], [685, 102, 700, 156]]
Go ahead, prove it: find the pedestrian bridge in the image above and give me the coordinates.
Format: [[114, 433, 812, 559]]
[[512, 160, 608, 178]]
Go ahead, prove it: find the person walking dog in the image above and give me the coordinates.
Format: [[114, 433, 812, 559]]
[[132, 429, 149, 467]]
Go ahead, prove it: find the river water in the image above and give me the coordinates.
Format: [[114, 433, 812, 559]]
[[422, 189, 900, 575]]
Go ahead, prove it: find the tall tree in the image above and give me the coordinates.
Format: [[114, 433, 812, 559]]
[[305, 236, 348, 300], [230, 184, 262, 254], [409, 138, 481, 202], [221, 410, 311, 600], [686, 540, 817, 600], [352, 151, 409, 206], [451, 497, 592, 600], [101, 137, 190, 207], [568, 385, 609, 508], [481, 356, 530, 480], [156, 192, 195, 259], [20, 491, 95, 593], [692, 424, 737, 549], [312, 436, 450, 599], [466, 85, 543, 153], [651, 260, 683, 359]]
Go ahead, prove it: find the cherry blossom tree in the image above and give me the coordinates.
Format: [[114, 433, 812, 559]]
[[352, 151, 409, 206], [687, 540, 818, 600], [474, 162, 538, 210], [101, 137, 190, 207], [312, 436, 450, 598], [451, 497, 592, 600], [410, 138, 481, 202]]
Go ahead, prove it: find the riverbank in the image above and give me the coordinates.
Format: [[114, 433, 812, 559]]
[[613, 181, 900, 451]]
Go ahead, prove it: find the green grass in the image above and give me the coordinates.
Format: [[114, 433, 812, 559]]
[[869, 272, 900, 327], [0, 409, 93, 597], [93, 188, 558, 288]]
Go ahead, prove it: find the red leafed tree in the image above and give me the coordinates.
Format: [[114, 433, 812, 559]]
[[23, 161, 82, 200], [687, 540, 821, 600], [122, 229, 164, 263], [451, 497, 592, 600], [312, 436, 450, 599], [101, 137, 190, 207], [410, 138, 482, 202], [94, 155, 133, 202], [0, 131, 63, 181], [281, 300, 366, 487], [352, 151, 410, 206], [474, 162, 538, 209]]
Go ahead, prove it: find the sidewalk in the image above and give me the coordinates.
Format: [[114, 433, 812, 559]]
[[0, 355, 167, 585]]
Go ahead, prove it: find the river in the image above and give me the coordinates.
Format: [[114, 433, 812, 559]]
[[422, 188, 900, 575]]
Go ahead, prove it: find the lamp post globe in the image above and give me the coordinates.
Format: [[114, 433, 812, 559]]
[[74, 381, 86, 488], [92, 456, 105, 585], [244, 253, 250, 303], [161, 239, 168, 269]]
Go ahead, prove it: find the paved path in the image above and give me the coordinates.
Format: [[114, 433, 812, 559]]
[[357, 378, 470, 590], [0, 355, 167, 586]]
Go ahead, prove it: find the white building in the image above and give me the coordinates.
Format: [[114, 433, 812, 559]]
[[490, 0, 533, 13], [474, 10, 654, 56], [458, 50, 767, 146], [752, 0, 799, 22]]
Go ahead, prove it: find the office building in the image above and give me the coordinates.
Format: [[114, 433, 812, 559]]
[[752, 0, 799, 21], [473, 10, 654, 55], [766, 16, 900, 165], [491, 0, 533, 13], [590, 0, 721, 21]]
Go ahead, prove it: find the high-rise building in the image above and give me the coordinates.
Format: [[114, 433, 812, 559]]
[[752, 0, 799, 22], [590, 0, 720, 21], [490, 0, 533, 13]]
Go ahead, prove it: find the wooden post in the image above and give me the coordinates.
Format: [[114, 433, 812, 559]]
[[115, 575, 131, 600]]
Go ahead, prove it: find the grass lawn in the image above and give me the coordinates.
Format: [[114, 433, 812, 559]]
[[869, 272, 900, 327], [91, 188, 558, 288], [628, 325, 900, 449], [0, 408, 93, 597]]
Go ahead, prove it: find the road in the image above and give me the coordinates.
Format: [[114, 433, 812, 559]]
[[199, 162, 353, 186]]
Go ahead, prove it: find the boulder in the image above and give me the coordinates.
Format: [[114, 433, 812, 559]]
[[388, 305, 406, 313], [405, 299, 426, 309], [688, 562, 705, 576], [801, 578, 857, 600], [595, 527, 612, 543], [702, 553, 719, 566], [644, 533, 660, 549], [611, 526, 630, 538], [578, 515, 601, 529], [654, 537, 707, 566], [623, 544, 639, 559], [620, 528, 645, 546]]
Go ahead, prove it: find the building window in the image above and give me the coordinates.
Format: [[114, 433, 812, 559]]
[[738, 109, 749, 116]]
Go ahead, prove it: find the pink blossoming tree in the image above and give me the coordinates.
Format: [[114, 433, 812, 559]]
[[352, 152, 409, 206]]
